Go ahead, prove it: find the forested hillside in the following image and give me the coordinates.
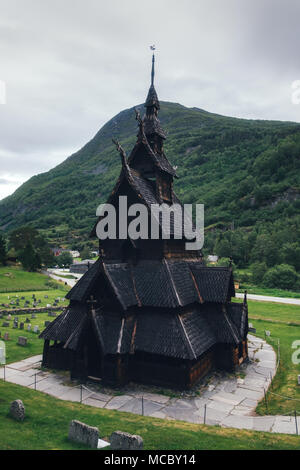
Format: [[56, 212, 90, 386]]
[[0, 102, 300, 275]]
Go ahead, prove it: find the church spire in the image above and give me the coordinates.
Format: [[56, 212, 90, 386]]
[[143, 50, 166, 142], [151, 53, 155, 86]]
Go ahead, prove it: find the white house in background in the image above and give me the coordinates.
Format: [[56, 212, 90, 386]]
[[91, 251, 99, 257], [70, 251, 80, 258], [207, 255, 219, 264]]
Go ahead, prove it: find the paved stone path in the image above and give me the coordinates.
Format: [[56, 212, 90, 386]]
[[1, 335, 299, 435]]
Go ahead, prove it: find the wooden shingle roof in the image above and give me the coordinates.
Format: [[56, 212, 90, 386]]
[[66, 259, 235, 309]]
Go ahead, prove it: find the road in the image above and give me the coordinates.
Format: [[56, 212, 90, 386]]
[[43, 269, 83, 288], [236, 292, 300, 305]]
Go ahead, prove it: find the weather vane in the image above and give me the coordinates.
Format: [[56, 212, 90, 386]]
[[150, 44, 156, 51]]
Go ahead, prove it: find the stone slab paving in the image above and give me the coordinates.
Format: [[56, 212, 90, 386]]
[[1, 338, 299, 435]]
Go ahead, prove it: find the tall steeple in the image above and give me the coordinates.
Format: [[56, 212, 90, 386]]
[[143, 52, 166, 147]]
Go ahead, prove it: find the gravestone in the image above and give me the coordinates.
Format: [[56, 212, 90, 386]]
[[19, 322, 24, 330], [18, 336, 27, 346], [13, 321, 18, 329], [265, 330, 271, 337], [33, 325, 39, 334], [110, 431, 143, 450], [27, 324, 31, 332], [2, 322, 9, 327], [3, 332, 9, 341], [10, 400, 25, 421], [249, 326, 256, 333], [44, 321, 51, 327], [31, 314, 36, 319], [44, 295, 48, 298], [7, 314, 12, 320], [48, 312, 56, 317], [68, 420, 99, 449], [46, 304, 51, 308], [0, 345, 5, 364], [25, 318, 30, 323], [298, 375, 300, 386]]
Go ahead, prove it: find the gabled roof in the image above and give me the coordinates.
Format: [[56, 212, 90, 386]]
[[39, 303, 87, 349], [66, 259, 235, 310], [40, 300, 244, 360], [128, 136, 176, 176], [90, 163, 193, 239], [66, 258, 101, 302], [189, 265, 235, 303]]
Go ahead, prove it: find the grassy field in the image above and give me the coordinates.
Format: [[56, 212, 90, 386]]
[[0, 312, 55, 363], [0, 290, 68, 311], [0, 265, 68, 293], [0, 381, 299, 450], [242, 300, 300, 325], [245, 300, 300, 415]]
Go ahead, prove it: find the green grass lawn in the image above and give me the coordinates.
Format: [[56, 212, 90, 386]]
[[245, 300, 300, 415], [0, 265, 68, 293], [0, 289, 69, 311], [0, 312, 54, 363], [0, 381, 299, 450], [244, 300, 300, 325]]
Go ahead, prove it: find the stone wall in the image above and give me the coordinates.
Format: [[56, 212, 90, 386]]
[[0, 306, 63, 316]]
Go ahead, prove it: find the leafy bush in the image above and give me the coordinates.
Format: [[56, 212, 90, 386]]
[[250, 262, 268, 284], [263, 264, 299, 290]]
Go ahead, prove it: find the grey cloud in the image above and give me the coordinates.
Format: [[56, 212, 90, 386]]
[[0, 0, 300, 200]]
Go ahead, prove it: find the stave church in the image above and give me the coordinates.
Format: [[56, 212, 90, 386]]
[[40, 55, 248, 389]]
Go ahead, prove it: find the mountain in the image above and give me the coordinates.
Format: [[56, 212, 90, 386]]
[[1, 102, 300, 255]]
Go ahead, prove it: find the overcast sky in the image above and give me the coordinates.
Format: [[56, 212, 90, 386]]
[[0, 0, 300, 200]]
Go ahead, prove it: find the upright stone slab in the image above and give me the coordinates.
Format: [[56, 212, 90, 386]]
[[3, 332, 9, 341], [2, 322, 9, 327], [110, 431, 143, 450], [18, 336, 27, 346], [68, 420, 99, 448], [10, 400, 25, 421], [19, 322, 24, 330]]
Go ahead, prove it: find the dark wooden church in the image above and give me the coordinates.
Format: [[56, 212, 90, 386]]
[[40, 55, 248, 389]]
